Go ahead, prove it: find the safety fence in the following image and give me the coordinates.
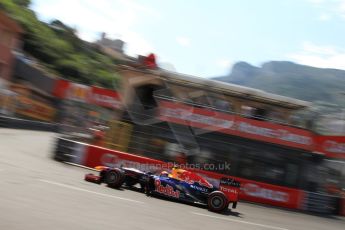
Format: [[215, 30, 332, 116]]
[[0, 115, 57, 132]]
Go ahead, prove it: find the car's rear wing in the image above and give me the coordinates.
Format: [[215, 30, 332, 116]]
[[220, 177, 241, 188], [219, 177, 241, 202]]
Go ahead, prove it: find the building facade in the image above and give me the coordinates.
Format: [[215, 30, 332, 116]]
[[0, 11, 22, 85]]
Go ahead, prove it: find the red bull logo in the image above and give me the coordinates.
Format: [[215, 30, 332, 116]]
[[184, 177, 213, 189], [154, 180, 180, 198]]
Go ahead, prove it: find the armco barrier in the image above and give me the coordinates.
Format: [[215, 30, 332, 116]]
[[341, 198, 345, 216], [54, 137, 89, 165], [54, 137, 305, 210], [301, 192, 340, 215], [0, 115, 57, 132]]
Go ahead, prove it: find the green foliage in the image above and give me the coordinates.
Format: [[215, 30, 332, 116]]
[[13, 0, 30, 7], [0, 0, 119, 89]]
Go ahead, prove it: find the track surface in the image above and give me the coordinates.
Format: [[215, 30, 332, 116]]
[[0, 129, 344, 230]]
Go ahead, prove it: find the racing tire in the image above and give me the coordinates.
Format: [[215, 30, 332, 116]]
[[105, 169, 125, 188], [207, 191, 229, 212], [143, 176, 154, 196], [125, 177, 138, 187]]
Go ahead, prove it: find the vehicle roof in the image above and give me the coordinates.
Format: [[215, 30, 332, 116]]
[[118, 65, 311, 109], [163, 71, 311, 109]]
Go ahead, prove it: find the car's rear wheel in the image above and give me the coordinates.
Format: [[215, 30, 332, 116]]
[[208, 191, 228, 212], [105, 169, 125, 188]]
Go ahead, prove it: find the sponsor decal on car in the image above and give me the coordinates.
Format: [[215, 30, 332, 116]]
[[154, 179, 180, 198], [178, 171, 214, 189], [220, 186, 238, 194], [189, 184, 209, 192]]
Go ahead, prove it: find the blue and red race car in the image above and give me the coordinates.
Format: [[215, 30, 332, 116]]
[[85, 166, 240, 212]]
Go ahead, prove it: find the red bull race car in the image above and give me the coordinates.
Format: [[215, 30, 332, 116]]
[[85, 166, 240, 212]]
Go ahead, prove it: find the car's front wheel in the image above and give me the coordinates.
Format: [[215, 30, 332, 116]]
[[105, 169, 125, 188], [207, 191, 229, 212]]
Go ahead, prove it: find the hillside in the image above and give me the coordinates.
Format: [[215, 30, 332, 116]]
[[213, 61, 345, 107], [0, 0, 121, 88]]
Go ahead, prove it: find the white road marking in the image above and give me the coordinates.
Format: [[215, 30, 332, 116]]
[[191, 212, 289, 230], [63, 161, 99, 171], [38, 179, 145, 204]]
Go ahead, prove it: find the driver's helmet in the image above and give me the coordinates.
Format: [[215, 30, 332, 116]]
[[170, 166, 186, 180], [160, 170, 169, 177]]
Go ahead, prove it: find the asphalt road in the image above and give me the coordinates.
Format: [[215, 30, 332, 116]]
[[0, 128, 344, 230]]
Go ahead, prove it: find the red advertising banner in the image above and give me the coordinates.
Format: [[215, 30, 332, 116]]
[[89, 86, 121, 109], [83, 145, 167, 170], [52, 79, 70, 98], [158, 100, 314, 151], [314, 136, 345, 159], [83, 144, 304, 209], [238, 180, 304, 209], [16, 95, 56, 122], [53, 79, 121, 109]]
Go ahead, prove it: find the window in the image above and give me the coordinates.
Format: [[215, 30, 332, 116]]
[[268, 109, 285, 123], [191, 93, 233, 112], [192, 94, 208, 107], [240, 105, 270, 120], [253, 107, 269, 120], [321, 160, 345, 196], [285, 163, 299, 186], [241, 105, 254, 117], [210, 97, 232, 112], [134, 84, 163, 109]]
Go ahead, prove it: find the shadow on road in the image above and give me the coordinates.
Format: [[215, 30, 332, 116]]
[[220, 208, 243, 217]]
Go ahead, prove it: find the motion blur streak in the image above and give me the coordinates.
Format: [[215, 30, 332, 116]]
[[38, 179, 145, 204], [191, 212, 289, 230]]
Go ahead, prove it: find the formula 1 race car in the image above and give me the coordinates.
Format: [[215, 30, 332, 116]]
[[85, 166, 240, 212]]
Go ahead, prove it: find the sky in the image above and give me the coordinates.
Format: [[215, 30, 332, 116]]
[[31, 0, 345, 78]]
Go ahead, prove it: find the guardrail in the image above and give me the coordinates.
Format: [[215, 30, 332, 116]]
[[53, 137, 88, 165], [54, 137, 78, 162], [301, 192, 340, 215], [0, 115, 57, 132]]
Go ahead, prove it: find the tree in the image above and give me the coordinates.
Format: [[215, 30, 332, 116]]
[[13, 0, 31, 7], [0, 0, 120, 89]]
